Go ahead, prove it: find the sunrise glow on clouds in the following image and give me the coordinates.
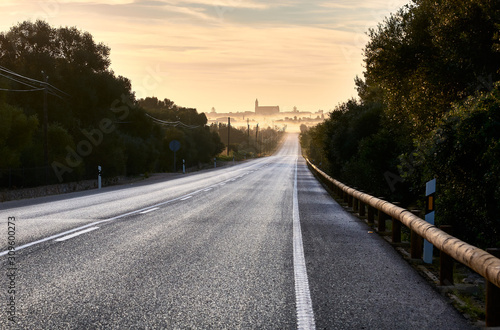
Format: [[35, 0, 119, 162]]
[[1, 0, 409, 113]]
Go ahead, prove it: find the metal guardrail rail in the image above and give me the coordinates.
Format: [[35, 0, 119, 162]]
[[306, 158, 500, 326]]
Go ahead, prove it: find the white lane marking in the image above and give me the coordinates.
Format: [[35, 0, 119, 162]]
[[0, 222, 108, 257], [204, 188, 212, 192], [55, 227, 99, 242], [219, 183, 226, 185], [140, 207, 159, 214], [181, 196, 192, 201], [293, 158, 316, 329], [0, 167, 261, 257]]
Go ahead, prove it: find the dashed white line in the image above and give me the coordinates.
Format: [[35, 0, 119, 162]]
[[54, 227, 99, 242], [204, 188, 213, 192], [181, 196, 192, 201], [0, 167, 256, 257], [0, 222, 109, 257], [140, 207, 159, 214]]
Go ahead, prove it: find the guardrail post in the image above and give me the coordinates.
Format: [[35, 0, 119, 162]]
[[486, 248, 500, 327], [410, 210, 423, 259], [392, 217, 401, 243], [353, 195, 359, 212], [391, 202, 401, 243], [367, 205, 374, 225], [378, 210, 387, 232], [439, 225, 454, 286], [359, 199, 366, 217], [347, 194, 353, 208], [343, 191, 348, 204]]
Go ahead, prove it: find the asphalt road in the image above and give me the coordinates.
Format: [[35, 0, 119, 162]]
[[0, 133, 473, 329]]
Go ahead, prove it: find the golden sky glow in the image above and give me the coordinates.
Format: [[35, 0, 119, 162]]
[[1, 0, 409, 113]]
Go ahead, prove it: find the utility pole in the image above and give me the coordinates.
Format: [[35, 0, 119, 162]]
[[227, 117, 230, 156], [42, 71, 49, 183], [255, 124, 259, 154], [247, 118, 250, 146], [261, 129, 264, 154]]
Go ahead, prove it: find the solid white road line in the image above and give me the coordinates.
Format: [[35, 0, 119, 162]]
[[180, 196, 192, 201], [54, 227, 99, 242], [293, 157, 316, 330], [140, 207, 159, 214]]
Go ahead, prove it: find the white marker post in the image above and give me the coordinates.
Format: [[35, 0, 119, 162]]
[[98, 165, 102, 189], [423, 178, 436, 264], [183, 159, 185, 174], [214, 158, 217, 168]]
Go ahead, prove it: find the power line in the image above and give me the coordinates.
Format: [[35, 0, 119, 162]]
[[0, 71, 41, 90], [0, 87, 45, 92], [0, 66, 70, 99], [145, 113, 200, 129], [0, 65, 45, 85], [0, 66, 71, 184]]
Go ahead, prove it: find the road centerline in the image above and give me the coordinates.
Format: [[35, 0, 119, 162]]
[[140, 207, 159, 214], [0, 166, 257, 257], [54, 227, 100, 242]]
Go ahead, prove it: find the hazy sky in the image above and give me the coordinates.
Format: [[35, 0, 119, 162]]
[[1, 0, 409, 113]]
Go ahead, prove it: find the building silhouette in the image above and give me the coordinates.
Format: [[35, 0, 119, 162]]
[[255, 99, 279, 116]]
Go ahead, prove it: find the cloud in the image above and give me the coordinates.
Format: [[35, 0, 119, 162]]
[[67, 1, 219, 23], [0, 0, 410, 112], [0, 0, 408, 31], [174, 0, 268, 9], [319, 0, 409, 10]]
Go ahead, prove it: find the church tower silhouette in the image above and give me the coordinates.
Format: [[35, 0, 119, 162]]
[[254, 98, 279, 115]]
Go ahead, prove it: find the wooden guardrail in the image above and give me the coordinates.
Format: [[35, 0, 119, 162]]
[[306, 158, 500, 326]]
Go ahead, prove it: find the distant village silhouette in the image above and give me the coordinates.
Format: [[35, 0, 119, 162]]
[[205, 99, 325, 131]]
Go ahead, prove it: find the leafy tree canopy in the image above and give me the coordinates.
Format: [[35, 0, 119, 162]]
[[0, 21, 226, 187], [363, 0, 500, 138], [301, 0, 500, 247]]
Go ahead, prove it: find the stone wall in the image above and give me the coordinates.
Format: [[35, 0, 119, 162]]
[[0, 179, 99, 202]]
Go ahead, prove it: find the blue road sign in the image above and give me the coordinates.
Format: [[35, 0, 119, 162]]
[[169, 140, 181, 152]]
